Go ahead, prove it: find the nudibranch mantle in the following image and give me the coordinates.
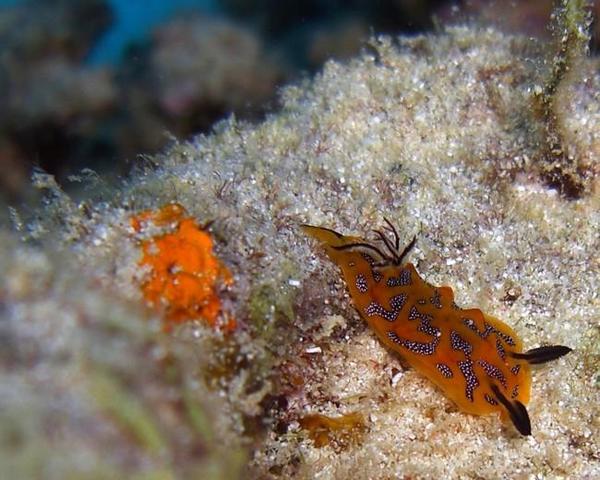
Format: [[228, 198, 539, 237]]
[[302, 222, 572, 436]]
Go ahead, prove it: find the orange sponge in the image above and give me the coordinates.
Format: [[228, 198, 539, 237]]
[[132, 204, 234, 331]]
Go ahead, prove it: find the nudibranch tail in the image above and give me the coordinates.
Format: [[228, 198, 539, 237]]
[[511, 345, 573, 365], [490, 384, 531, 436]]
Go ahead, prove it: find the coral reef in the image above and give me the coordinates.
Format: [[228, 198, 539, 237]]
[[147, 14, 283, 132], [306, 18, 370, 68], [2, 13, 599, 480], [535, 0, 599, 197], [0, 3, 284, 201], [7, 0, 596, 202], [0, 0, 115, 198], [0, 232, 248, 479]]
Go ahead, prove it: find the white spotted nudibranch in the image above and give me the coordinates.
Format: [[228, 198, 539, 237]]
[[302, 220, 572, 435]]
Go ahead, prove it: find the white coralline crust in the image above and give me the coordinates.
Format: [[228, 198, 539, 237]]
[[1, 25, 599, 479]]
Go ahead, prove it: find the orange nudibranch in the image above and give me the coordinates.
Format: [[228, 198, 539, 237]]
[[302, 221, 571, 435]]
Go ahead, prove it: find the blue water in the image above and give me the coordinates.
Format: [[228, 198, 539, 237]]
[[0, 0, 219, 64], [89, 0, 220, 64]]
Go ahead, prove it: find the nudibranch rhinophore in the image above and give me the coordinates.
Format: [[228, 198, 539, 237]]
[[302, 221, 572, 435]]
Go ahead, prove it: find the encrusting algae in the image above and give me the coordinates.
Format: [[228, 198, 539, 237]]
[[131, 203, 235, 331], [298, 412, 366, 450]]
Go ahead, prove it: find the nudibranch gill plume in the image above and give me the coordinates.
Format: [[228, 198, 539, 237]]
[[302, 221, 572, 436]]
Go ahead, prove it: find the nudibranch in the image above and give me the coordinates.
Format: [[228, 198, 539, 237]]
[[302, 221, 572, 435]]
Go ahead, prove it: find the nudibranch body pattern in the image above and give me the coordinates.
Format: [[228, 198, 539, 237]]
[[302, 223, 572, 435]]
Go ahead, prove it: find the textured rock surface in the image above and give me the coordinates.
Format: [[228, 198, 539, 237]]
[[1, 25, 598, 479]]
